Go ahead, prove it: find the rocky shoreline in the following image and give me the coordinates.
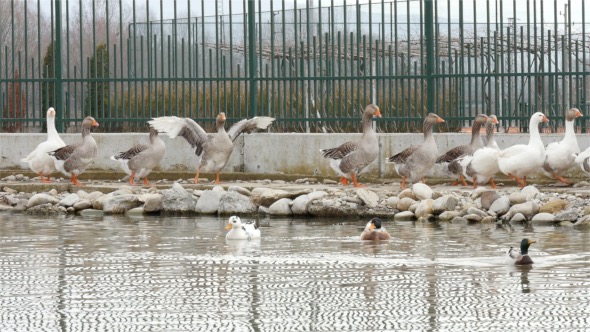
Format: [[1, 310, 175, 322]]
[[2, 173, 590, 228]]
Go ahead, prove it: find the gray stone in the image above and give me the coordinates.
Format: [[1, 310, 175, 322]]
[[3, 187, 17, 194], [386, 196, 400, 209], [212, 185, 225, 193], [451, 216, 469, 223], [488, 196, 510, 216], [466, 207, 488, 219], [59, 193, 80, 207], [521, 185, 540, 199], [540, 199, 569, 214], [574, 215, 590, 228], [92, 193, 112, 210], [268, 198, 293, 215], [27, 193, 59, 208], [103, 194, 142, 214], [48, 189, 58, 196], [415, 199, 434, 218], [291, 195, 310, 214], [412, 183, 433, 200], [438, 211, 461, 221], [125, 207, 145, 217], [86, 191, 104, 201], [394, 211, 415, 221], [140, 193, 163, 212], [397, 197, 417, 211], [480, 191, 500, 210], [195, 190, 223, 214], [509, 192, 527, 205], [161, 182, 197, 213], [464, 214, 482, 222], [398, 188, 416, 200], [218, 192, 257, 214], [72, 199, 93, 211], [307, 191, 328, 201], [470, 187, 488, 200], [257, 188, 311, 207], [554, 210, 579, 222], [510, 213, 527, 223], [531, 212, 556, 223], [481, 216, 497, 223], [432, 195, 459, 215], [507, 201, 539, 220], [356, 188, 379, 208], [79, 209, 105, 217], [228, 185, 251, 197], [25, 203, 66, 215]]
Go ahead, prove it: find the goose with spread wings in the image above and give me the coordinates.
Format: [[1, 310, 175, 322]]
[[148, 113, 275, 184]]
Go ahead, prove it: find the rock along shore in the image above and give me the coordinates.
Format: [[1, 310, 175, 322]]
[[2, 172, 590, 228]]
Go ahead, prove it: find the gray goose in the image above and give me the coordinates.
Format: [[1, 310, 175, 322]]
[[148, 113, 275, 184], [320, 104, 382, 187], [110, 128, 166, 186], [386, 113, 445, 189], [49, 116, 99, 186], [436, 114, 488, 186]]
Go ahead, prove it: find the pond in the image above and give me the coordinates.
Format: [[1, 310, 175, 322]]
[[1, 212, 590, 331]]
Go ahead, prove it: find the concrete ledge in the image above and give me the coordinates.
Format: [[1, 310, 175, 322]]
[[3, 132, 590, 179]]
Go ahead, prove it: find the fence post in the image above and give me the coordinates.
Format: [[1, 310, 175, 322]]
[[54, 0, 64, 131], [247, 0, 257, 118], [424, 0, 435, 115]]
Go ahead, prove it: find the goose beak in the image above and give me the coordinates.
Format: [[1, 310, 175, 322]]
[[225, 223, 233, 230], [575, 110, 583, 118], [92, 120, 100, 127], [492, 117, 499, 124], [374, 109, 382, 117], [528, 239, 536, 245], [437, 117, 445, 123], [542, 115, 549, 123]]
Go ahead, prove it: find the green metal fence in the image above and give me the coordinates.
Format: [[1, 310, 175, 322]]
[[0, 0, 589, 133]]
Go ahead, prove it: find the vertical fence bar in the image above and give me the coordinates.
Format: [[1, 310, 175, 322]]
[[54, 0, 63, 131], [248, 0, 257, 118], [424, 0, 434, 115]]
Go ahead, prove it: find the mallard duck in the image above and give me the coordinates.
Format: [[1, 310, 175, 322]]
[[320, 104, 382, 187], [460, 115, 501, 188], [225, 216, 261, 240], [505, 238, 536, 265], [49, 116, 99, 186], [148, 113, 275, 184], [497, 112, 549, 188], [541, 108, 583, 184], [386, 113, 445, 189], [20, 108, 66, 183], [111, 128, 166, 186], [437, 114, 488, 186], [360, 217, 391, 241]]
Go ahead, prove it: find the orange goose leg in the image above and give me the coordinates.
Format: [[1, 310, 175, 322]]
[[143, 178, 150, 186], [401, 177, 407, 190], [351, 173, 364, 188], [460, 175, 468, 186], [193, 166, 201, 184], [339, 177, 349, 185], [472, 178, 478, 189], [71, 174, 82, 186], [39, 173, 51, 183], [215, 172, 221, 184], [552, 173, 572, 185], [129, 171, 136, 186], [489, 178, 496, 189]]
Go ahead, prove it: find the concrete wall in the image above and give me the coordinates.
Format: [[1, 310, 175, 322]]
[[3, 132, 590, 178]]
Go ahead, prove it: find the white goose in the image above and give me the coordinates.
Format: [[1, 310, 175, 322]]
[[20, 108, 66, 183], [225, 216, 261, 240], [541, 108, 583, 184], [575, 146, 590, 175], [497, 112, 549, 188], [460, 115, 500, 188]]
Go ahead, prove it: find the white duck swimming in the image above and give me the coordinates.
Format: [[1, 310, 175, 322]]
[[320, 104, 382, 187], [541, 108, 583, 184], [225, 216, 261, 240], [20, 108, 66, 183], [459, 115, 500, 188], [497, 112, 549, 188]]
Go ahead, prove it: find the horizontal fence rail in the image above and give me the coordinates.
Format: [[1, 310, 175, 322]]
[[0, 0, 589, 134]]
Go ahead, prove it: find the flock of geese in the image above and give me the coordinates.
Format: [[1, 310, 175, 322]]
[[322, 104, 588, 190], [20, 108, 275, 186], [19, 105, 590, 190]]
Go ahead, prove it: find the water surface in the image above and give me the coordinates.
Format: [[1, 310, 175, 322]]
[[1, 213, 590, 331]]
